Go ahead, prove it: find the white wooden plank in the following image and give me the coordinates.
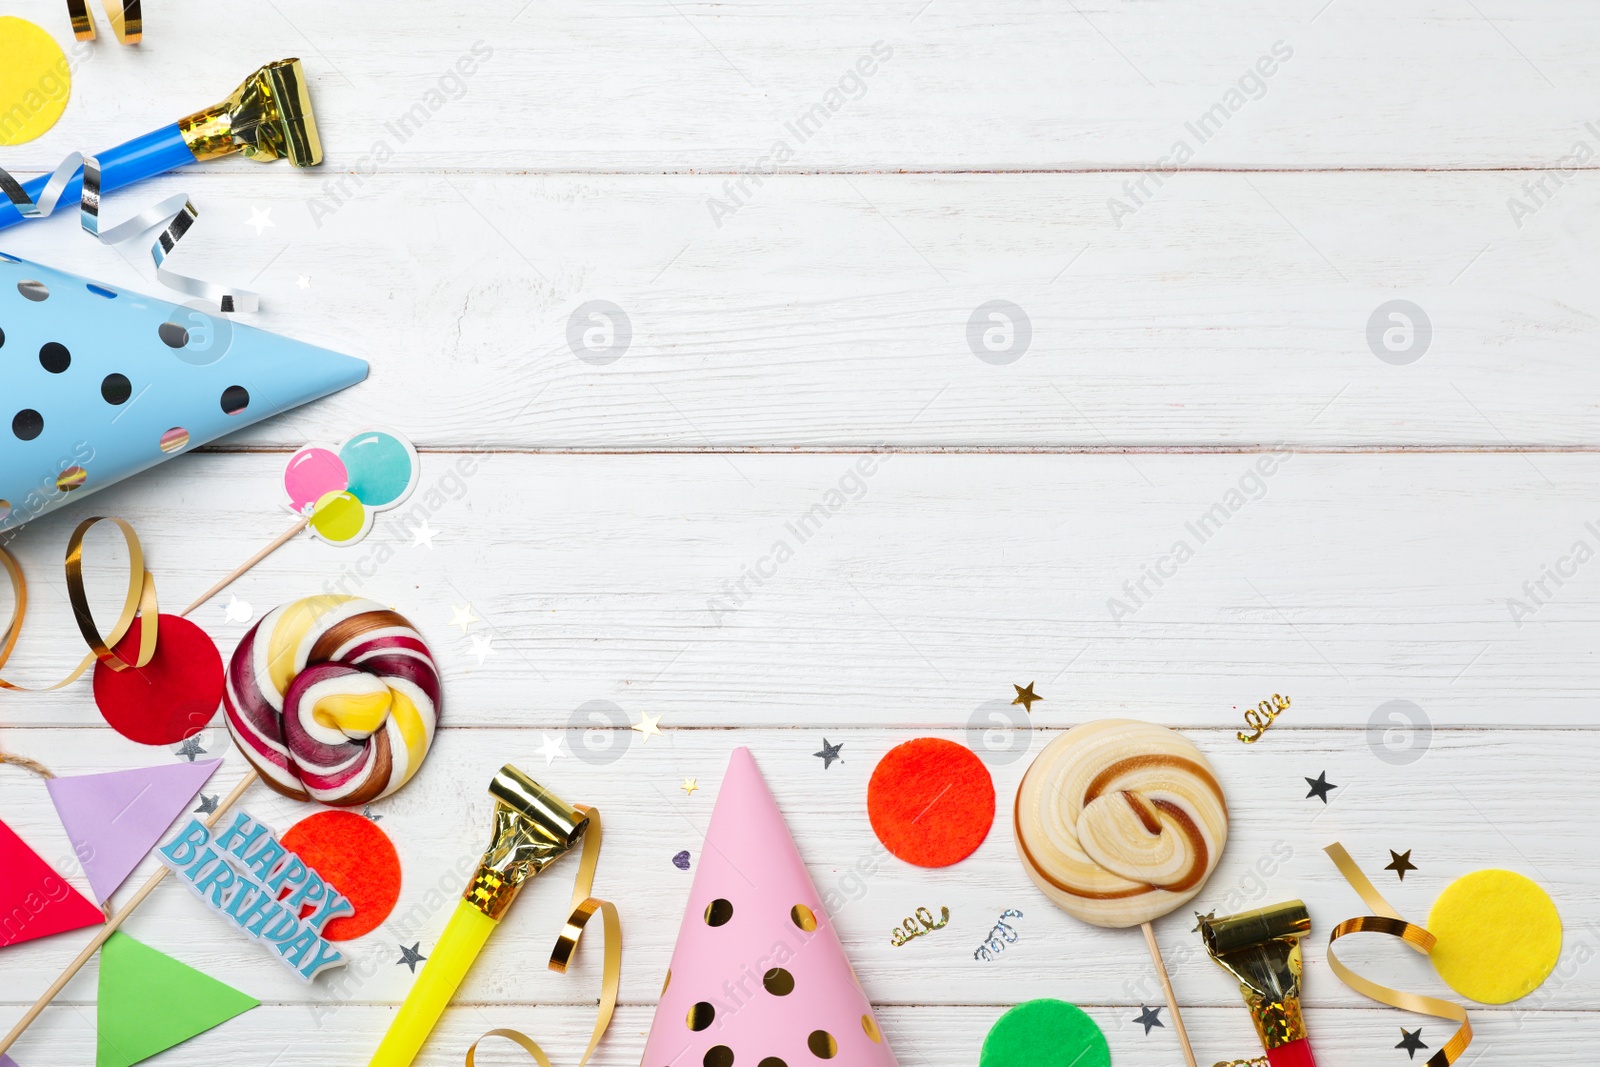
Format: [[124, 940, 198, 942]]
[[4, 1003, 1590, 1067], [2, 0, 1599, 171], [2, 726, 1595, 1016], [5, 170, 1600, 449], [4, 451, 1600, 728], [0, 3, 1590, 1067]]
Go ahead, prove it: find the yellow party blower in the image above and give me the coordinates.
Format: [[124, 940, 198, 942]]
[[369, 766, 589, 1067]]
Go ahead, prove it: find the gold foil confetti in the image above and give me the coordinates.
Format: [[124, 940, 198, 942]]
[[1237, 693, 1289, 743], [890, 905, 949, 946], [1011, 681, 1042, 712]]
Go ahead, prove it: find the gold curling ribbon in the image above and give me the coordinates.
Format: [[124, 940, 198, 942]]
[[0, 516, 158, 690], [465, 804, 622, 1067], [1324, 843, 1472, 1067], [65, 0, 141, 44]]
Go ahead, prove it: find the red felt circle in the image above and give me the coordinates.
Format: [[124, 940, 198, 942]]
[[281, 810, 401, 941], [92, 614, 224, 745], [867, 737, 996, 867]]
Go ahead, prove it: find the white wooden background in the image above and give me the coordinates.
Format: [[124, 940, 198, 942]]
[[3, 2, 1599, 1066]]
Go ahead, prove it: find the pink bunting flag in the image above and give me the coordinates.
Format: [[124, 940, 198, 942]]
[[641, 747, 899, 1066], [0, 816, 103, 948], [45, 759, 223, 903]]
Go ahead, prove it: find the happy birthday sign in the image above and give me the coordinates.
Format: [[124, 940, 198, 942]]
[[158, 810, 354, 981]]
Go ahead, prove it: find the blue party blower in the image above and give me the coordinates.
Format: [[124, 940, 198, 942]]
[[0, 59, 322, 231], [0, 59, 365, 533], [0, 253, 367, 533]]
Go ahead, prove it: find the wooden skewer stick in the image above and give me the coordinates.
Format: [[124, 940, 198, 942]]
[[179, 515, 308, 618], [0, 768, 260, 1059], [1142, 919, 1200, 1067]]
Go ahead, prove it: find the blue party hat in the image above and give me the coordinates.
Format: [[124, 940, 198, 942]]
[[0, 252, 367, 532]]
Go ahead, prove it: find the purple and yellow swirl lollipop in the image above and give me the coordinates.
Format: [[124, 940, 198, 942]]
[[224, 595, 441, 805]]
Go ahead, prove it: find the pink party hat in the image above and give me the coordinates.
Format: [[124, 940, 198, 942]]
[[45, 759, 222, 903], [642, 747, 898, 1067]]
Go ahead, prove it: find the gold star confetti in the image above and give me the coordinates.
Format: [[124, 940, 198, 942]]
[[449, 603, 479, 634], [681, 777, 698, 796], [631, 710, 663, 742], [1012, 682, 1042, 713]]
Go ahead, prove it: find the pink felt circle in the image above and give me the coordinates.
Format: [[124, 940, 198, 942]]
[[284, 448, 348, 512]]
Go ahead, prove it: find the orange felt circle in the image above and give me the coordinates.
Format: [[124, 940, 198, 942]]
[[867, 737, 996, 867], [281, 810, 401, 941]]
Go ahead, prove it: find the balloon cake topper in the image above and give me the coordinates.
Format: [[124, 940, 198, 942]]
[[283, 429, 420, 545]]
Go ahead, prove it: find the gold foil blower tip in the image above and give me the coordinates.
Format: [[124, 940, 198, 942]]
[[463, 765, 589, 920], [179, 59, 323, 167]]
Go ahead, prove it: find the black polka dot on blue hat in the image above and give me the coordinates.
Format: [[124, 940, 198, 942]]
[[0, 253, 369, 533]]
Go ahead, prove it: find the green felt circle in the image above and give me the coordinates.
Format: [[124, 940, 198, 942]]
[[979, 999, 1110, 1067]]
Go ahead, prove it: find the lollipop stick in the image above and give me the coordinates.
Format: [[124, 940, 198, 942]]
[[1142, 920, 1200, 1067], [180, 516, 308, 617], [0, 769, 259, 1058]]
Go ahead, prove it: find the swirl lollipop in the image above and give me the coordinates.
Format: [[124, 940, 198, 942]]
[[224, 595, 442, 805], [1015, 719, 1229, 1067]]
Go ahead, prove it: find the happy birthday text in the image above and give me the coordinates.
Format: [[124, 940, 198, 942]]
[[158, 811, 353, 981]]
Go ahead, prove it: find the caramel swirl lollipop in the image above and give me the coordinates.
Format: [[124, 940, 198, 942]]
[[1016, 718, 1229, 928], [1015, 719, 1229, 1067]]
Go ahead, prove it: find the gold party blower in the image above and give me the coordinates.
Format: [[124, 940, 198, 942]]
[[369, 766, 589, 1067], [1197, 900, 1319, 1067], [0, 59, 322, 231]]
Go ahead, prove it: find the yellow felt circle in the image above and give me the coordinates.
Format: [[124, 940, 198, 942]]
[[1427, 869, 1561, 1004], [0, 17, 72, 146]]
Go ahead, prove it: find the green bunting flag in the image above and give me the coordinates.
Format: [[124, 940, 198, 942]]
[[96, 932, 258, 1067]]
